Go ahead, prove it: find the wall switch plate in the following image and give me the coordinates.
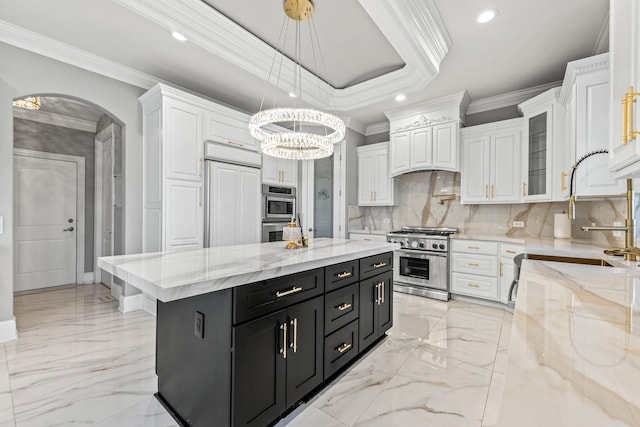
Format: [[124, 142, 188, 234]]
[[512, 221, 524, 228], [195, 311, 204, 339]]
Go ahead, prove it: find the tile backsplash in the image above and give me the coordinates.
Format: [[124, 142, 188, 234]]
[[349, 171, 633, 247]]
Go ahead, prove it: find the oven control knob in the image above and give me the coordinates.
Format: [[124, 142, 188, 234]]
[[419, 242, 425, 248], [410, 240, 418, 249], [432, 243, 438, 249], [439, 244, 446, 250]]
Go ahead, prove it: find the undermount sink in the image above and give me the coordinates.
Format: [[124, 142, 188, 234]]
[[526, 254, 613, 267]]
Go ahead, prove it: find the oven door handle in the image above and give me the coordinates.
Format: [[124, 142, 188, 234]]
[[395, 249, 448, 258]]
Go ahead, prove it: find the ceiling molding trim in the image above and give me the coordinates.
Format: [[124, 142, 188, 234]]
[[13, 108, 98, 133], [366, 122, 390, 136], [385, 91, 469, 122], [340, 117, 367, 135], [0, 19, 165, 90], [592, 12, 610, 55], [460, 117, 524, 135], [466, 81, 563, 115], [518, 87, 561, 114], [558, 52, 609, 105]]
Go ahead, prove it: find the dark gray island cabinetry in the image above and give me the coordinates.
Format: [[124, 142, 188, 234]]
[[97, 239, 398, 427]]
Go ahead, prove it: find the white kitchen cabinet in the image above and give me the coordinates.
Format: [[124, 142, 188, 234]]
[[461, 119, 522, 204], [518, 89, 564, 202], [262, 155, 298, 188], [140, 84, 205, 252], [450, 239, 499, 301], [389, 121, 458, 177], [349, 232, 388, 242], [560, 54, 624, 197], [357, 142, 398, 206], [204, 109, 257, 152], [207, 161, 261, 247], [609, 0, 640, 178], [498, 243, 524, 304]]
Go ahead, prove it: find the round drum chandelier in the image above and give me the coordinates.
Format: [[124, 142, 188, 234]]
[[249, 0, 345, 160]]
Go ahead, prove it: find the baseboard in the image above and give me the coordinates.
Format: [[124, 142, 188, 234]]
[[82, 272, 95, 284], [0, 317, 18, 343], [143, 294, 157, 317], [118, 293, 144, 313]]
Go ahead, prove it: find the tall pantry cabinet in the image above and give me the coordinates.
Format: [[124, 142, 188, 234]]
[[140, 85, 205, 252]]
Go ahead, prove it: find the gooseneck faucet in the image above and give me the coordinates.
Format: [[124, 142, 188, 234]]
[[568, 149, 637, 261]]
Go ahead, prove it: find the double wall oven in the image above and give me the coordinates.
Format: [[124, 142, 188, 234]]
[[262, 185, 296, 242], [387, 227, 457, 301]]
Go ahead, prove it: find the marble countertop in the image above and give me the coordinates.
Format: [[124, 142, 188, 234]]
[[497, 259, 640, 426], [348, 229, 389, 235], [450, 233, 526, 244], [97, 238, 399, 302]]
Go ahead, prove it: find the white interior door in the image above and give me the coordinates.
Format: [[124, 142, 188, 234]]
[[14, 154, 77, 291], [101, 137, 114, 287]]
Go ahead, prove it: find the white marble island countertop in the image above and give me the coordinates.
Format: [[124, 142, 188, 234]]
[[98, 238, 399, 302], [497, 259, 640, 426]]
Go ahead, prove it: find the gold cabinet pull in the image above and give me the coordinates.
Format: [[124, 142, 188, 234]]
[[337, 271, 352, 279], [468, 262, 480, 267], [485, 184, 488, 199], [280, 322, 287, 359], [468, 246, 480, 250], [363, 238, 372, 241], [199, 157, 203, 177], [622, 87, 640, 145], [380, 282, 385, 304], [227, 141, 243, 147], [500, 262, 503, 277], [276, 286, 303, 298], [373, 262, 387, 268], [467, 283, 480, 288], [561, 171, 568, 191], [522, 182, 527, 197], [290, 318, 297, 353], [491, 184, 495, 199], [371, 191, 373, 201], [375, 283, 381, 305], [337, 342, 352, 354], [506, 250, 517, 254], [374, 191, 377, 202], [337, 303, 352, 311]]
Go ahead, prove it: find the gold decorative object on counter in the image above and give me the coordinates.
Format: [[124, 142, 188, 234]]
[[282, 217, 302, 249]]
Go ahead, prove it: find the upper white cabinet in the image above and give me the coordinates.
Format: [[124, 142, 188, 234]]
[[518, 88, 565, 202], [357, 142, 398, 206], [608, 0, 640, 178], [385, 92, 469, 177], [559, 54, 626, 196], [262, 155, 298, 188], [461, 119, 523, 204], [204, 109, 257, 152]]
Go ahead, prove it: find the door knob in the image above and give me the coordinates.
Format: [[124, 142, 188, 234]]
[[63, 227, 74, 232], [308, 227, 313, 232], [68, 218, 74, 223]]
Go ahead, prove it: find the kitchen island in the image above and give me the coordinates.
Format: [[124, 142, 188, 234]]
[[98, 238, 399, 427], [496, 259, 640, 426]]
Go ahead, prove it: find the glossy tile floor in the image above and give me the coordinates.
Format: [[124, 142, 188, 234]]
[[0, 285, 512, 426]]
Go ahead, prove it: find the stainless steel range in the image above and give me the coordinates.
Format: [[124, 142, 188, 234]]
[[386, 226, 458, 301]]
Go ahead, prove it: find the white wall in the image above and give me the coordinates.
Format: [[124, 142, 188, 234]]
[[0, 42, 146, 325]]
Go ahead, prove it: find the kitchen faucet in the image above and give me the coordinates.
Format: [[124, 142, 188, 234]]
[[568, 149, 637, 261]]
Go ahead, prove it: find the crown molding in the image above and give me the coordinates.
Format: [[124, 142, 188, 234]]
[[517, 87, 561, 115], [340, 117, 366, 135], [592, 12, 610, 55], [366, 122, 390, 136], [558, 52, 609, 105], [460, 117, 524, 135], [0, 19, 164, 90], [466, 81, 562, 115], [385, 91, 469, 121], [13, 108, 97, 132]]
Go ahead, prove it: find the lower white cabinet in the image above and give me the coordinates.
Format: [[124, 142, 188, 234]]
[[165, 179, 203, 251], [357, 142, 398, 206], [450, 239, 524, 304], [349, 232, 388, 242], [207, 161, 261, 247]]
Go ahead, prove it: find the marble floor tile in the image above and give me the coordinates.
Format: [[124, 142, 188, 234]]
[[450, 300, 505, 321], [280, 405, 347, 427], [0, 393, 15, 426], [354, 348, 492, 427], [481, 371, 505, 427], [94, 396, 178, 427]]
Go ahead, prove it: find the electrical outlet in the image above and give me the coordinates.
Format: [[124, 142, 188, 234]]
[[512, 221, 524, 228]]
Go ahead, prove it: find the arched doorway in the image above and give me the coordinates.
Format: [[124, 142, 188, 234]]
[[12, 94, 125, 293]]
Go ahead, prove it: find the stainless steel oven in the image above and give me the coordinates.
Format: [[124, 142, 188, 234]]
[[262, 222, 286, 243], [388, 227, 457, 301], [263, 185, 296, 221]]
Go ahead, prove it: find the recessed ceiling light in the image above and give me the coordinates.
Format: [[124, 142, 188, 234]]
[[477, 9, 498, 24], [171, 31, 187, 42], [395, 94, 406, 102]]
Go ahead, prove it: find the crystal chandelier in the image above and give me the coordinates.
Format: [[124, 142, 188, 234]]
[[13, 96, 41, 110], [249, 0, 345, 160]]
